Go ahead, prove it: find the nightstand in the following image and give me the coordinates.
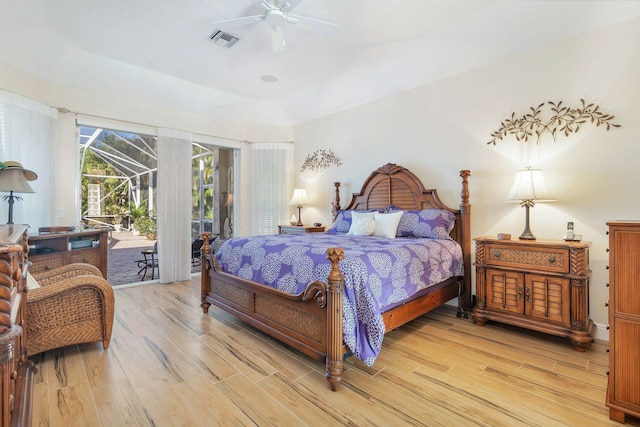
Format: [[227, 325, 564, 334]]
[[278, 225, 326, 235], [472, 236, 593, 351]]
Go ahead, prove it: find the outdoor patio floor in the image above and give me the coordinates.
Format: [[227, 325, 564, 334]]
[[106, 230, 201, 286]]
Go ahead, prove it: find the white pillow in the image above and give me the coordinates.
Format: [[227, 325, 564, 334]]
[[26, 271, 41, 290], [347, 211, 377, 236], [373, 211, 404, 238]]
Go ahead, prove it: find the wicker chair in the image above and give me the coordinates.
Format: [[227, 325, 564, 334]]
[[26, 264, 115, 357]]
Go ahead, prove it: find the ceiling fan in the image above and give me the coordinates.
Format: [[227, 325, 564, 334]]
[[212, 0, 338, 53]]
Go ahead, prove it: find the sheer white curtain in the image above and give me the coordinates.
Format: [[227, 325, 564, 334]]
[[250, 142, 293, 235], [157, 128, 192, 283], [0, 91, 58, 230]]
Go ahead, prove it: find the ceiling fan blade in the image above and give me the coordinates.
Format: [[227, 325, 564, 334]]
[[286, 14, 339, 32], [253, 0, 303, 13], [253, 0, 273, 11], [277, 0, 304, 13], [213, 15, 264, 29], [271, 25, 286, 53]]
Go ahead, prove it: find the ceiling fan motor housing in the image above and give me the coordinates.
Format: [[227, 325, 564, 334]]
[[265, 9, 287, 28]]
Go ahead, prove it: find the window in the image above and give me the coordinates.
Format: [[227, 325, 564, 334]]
[[79, 127, 236, 242], [251, 142, 293, 235], [78, 126, 157, 230]]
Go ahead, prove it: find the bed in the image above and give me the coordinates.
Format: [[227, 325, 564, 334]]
[[200, 163, 471, 391]]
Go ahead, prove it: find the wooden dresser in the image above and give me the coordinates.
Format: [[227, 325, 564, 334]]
[[27, 229, 108, 277], [472, 236, 593, 351], [0, 225, 36, 426], [278, 225, 325, 235], [606, 221, 640, 423]]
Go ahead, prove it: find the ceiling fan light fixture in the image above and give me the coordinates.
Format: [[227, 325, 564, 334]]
[[209, 30, 240, 48], [265, 9, 286, 27]]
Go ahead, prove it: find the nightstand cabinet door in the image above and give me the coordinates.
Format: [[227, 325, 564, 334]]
[[473, 237, 592, 351], [485, 269, 571, 325], [526, 274, 571, 325], [485, 269, 524, 314]]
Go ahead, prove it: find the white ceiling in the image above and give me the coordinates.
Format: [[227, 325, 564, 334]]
[[1, 0, 640, 127]]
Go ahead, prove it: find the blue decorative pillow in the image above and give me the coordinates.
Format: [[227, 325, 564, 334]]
[[328, 209, 383, 234], [395, 209, 456, 239]]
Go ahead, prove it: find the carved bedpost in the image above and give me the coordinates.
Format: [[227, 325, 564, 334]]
[[201, 232, 212, 313], [332, 182, 341, 223], [459, 170, 472, 311], [325, 247, 344, 391]]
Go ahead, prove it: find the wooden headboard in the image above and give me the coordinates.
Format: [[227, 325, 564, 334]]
[[331, 163, 472, 309]]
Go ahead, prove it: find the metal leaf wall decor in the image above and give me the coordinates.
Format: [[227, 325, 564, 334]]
[[487, 99, 620, 145], [300, 149, 342, 173]]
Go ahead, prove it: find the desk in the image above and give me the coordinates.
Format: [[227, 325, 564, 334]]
[[138, 248, 158, 280], [28, 228, 108, 276]]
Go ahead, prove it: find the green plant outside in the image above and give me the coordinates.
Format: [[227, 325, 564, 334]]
[[128, 205, 146, 221], [133, 216, 156, 236]]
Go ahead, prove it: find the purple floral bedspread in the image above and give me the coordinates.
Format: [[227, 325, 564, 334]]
[[215, 233, 464, 366]]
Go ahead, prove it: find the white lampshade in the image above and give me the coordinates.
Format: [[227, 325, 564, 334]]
[[506, 167, 554, 240], [506, 168, 555, 202], [0, 168, 35, 194], [289, 188, 309, 206], [0, 162, 37, 224]]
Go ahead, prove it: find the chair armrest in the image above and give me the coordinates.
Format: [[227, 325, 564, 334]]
[[26, 274, 115, 352], [31, 263, 103, 286], [27, 274, 114, 305]]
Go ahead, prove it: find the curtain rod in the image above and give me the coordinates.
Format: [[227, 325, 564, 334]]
[[68, 109, 250, 144]]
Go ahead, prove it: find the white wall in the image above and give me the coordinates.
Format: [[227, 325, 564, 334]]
[[293, 17, 640, 340]]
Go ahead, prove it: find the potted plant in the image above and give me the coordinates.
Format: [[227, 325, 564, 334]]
[[133, 217, 156, 240], [113, 214, 123, 232], [127, 206, 145, 234]]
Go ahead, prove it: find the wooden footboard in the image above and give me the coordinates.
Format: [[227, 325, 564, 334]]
[[201, 235, 347, 390]]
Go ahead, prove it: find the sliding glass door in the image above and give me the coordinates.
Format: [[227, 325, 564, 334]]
[[191, 143, 234, 241]]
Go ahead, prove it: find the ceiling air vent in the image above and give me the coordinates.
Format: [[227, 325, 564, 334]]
[[209, 30, 239, 48]]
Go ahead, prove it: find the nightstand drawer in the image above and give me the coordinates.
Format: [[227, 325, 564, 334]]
[[485, 244, 569, 273]]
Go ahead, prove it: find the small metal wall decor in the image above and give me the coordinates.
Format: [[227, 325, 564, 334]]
[[300, 149, 342, 173], [487, 99, 620, 145]]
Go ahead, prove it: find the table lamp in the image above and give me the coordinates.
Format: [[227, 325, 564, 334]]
[[0, 161, 37, 224], [506, 167, 555, 240], [289, 188, 308, 226]]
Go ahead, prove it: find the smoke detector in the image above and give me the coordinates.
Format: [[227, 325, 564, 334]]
[[209, 30, 239, 48]]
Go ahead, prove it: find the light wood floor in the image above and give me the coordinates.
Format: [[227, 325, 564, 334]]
[[29, 277, 639, 427]]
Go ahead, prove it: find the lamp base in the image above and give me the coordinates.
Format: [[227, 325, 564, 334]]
[[518, 202, 537, 240], [518, 232, 537, 240], [296, 205, 303, 226], [6, 191, 16, 224]]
